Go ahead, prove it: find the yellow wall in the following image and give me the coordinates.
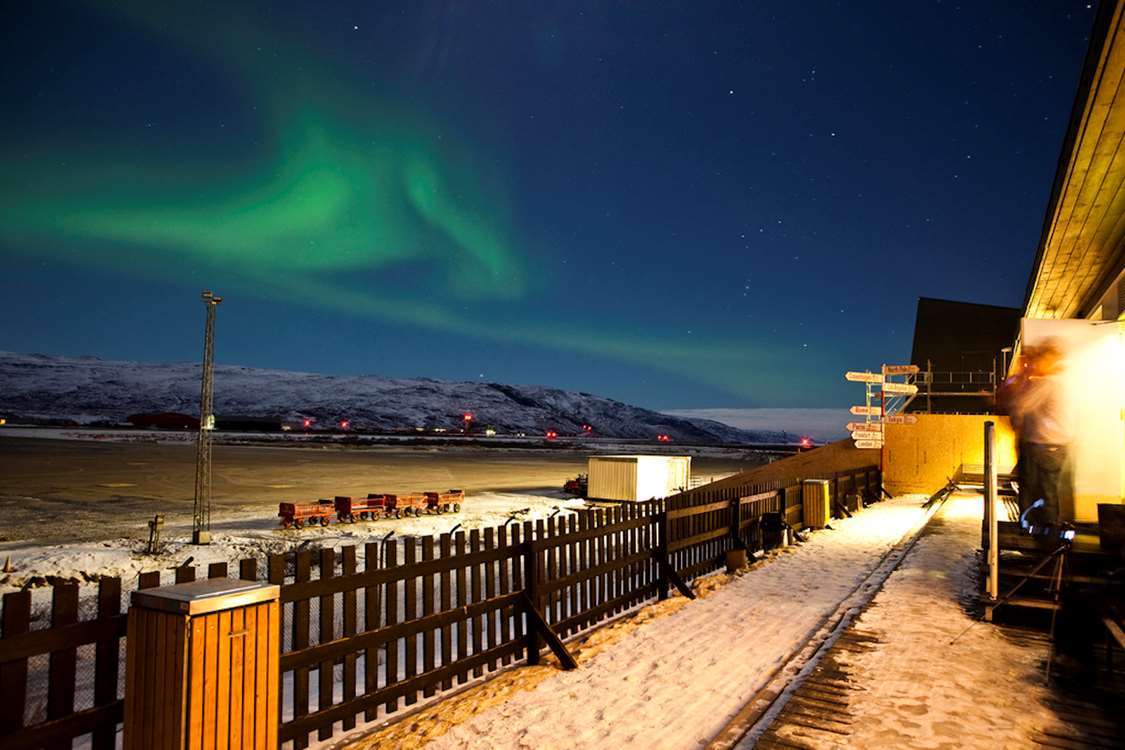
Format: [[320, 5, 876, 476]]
[[884, 414, 1017, 495]]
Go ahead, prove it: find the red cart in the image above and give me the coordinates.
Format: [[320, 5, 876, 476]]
[[278, 499, 334, 529]]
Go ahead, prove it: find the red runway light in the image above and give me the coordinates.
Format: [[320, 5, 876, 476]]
[[340, 419, 350, 430]]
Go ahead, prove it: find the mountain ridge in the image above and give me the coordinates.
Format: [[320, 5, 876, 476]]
[[0, 351, 790, 444]]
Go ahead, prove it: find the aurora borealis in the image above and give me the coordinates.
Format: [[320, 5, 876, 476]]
[[0, 2, 1097, 408]]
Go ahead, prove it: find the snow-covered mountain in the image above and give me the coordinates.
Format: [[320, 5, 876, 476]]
[[0, 352, 788, 444]]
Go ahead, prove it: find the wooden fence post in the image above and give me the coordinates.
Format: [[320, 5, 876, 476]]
[[729, 495, 742, 549], [524, 529, 542, 665], [656, 506, 670, 601]]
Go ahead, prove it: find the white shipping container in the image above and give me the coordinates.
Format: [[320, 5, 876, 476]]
[[587, 455, 692, 501]]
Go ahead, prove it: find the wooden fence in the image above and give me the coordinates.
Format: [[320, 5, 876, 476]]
[[0, 466, 880, 749]]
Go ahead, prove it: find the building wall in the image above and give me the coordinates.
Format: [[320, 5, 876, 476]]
[[884, 414, 1017, 495]]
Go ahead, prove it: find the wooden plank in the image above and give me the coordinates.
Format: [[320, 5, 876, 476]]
[[280, 543, 524, 603], [46, 584, 79, 749], [565, 515, 579, 632], [239, 559, 257, 581], [250, 605, 266, 750], [139, 570, 161, 589], [229, 607, 244, 750], [667, 525, 729, 553], [546, 517, 560, 624], [454, 531, 469, 683], [403, 537, 418, 705], [292, 550, 311, 749], [612, 507, 623, 615], [0, 591, 31, 735], [421, 536, 436, 697], [279, 592, 524, 673], [341, 546, 358, 732], [201, 613, 218, 750], [189, 616, 207, 750], [482, 528, 497, 671], [317, 548, 335, 741], [439, 534, 454, 688], [382, 538, 398, 715], [176, 565, 196, 584], [214, 610, 231, 750], [264, 599, 279, 750], [4, 703, 126, 750], [596, 512, 608, 625], [362, 541, 379, 723], [208, 562, 227, 579], [174, 613, 191, 750], [141, 608, 159, 749], [0, 615, 127, 663], [668, 499, 730, 519], [510, 524, 525, 658], [469, 529, 483, 678], [577, 512, 591, 629], [92, 577, 121, 750], [497, 525, 512, 665], [240, 604, 256, 750], [525, 522, 542, 665]]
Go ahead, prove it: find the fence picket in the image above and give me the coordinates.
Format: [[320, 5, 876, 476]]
[[317, 548, 335, 740], [421, 536, 436, 697]]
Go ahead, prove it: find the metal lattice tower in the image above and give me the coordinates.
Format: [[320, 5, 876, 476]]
[[192, 290, 222, 545]]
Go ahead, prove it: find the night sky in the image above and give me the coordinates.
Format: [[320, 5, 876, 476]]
[[0, 2, 1097, 410]]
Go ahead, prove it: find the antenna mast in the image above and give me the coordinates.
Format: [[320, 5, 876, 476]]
[[192, 290, 222, 545]]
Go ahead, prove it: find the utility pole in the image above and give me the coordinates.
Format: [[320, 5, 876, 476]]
[[192, 290, 222, 545]]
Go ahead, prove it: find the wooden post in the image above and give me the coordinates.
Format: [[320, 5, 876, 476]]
[[656, 507, 670, 601], [524, 527, 542, 665], [985, 421, 999, 603]]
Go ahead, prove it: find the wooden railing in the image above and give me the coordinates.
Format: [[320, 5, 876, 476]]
[[0, 465, 881, 749]]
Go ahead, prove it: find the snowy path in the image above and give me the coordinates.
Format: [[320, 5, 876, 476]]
[[767, 494, 1059, 748], [344, 496, 931, 750]]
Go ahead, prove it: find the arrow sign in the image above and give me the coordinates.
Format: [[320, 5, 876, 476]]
[[882, 414, 918, 424], [854, 439, 884, 449], [845, 371, 884, 384], [881, 382, 918, 395], [846, 421, 882, 432], [851, 430, 883, 440], [849, 405, 883, 416], [883, 364, 920, 375]]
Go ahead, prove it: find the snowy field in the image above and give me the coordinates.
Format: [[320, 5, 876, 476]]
[[340, 495, 932, 750]]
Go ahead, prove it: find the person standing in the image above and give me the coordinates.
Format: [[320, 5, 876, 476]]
[[1006, 340, 1074, 528]]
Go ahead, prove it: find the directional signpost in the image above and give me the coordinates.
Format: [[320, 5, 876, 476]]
[[846, 364, 920, 461]]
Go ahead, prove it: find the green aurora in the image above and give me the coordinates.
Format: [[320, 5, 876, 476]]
[[0, 3, 800, 399]]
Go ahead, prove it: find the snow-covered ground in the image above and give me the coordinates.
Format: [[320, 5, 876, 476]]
[[793, 493, 1059, 748], [0, 491, 586, 620], [339, 495, 931, 750]]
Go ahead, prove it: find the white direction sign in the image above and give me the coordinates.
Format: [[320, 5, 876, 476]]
[[846, 421, 882, 432], [883, 364, 920, 375], [851, 430, 883, 441], [881, 382, 918, 395], [854, 439, 884, 449], [845, 371, 884, 384], [882, 414, 918, 424], [849, 405, 883, 416]]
